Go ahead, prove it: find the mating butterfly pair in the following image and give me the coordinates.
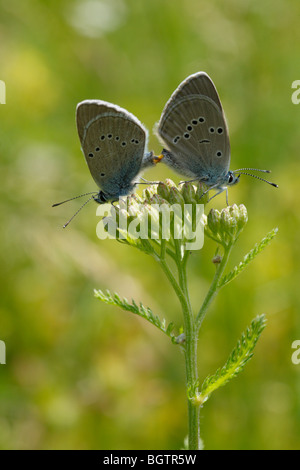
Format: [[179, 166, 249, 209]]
[[54, 72, 277, 227]]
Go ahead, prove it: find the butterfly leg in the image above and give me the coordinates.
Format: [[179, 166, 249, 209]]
[[178, 178, 201, 185], [197, 181, 227, 204], [207, 187, 227, 203], [138, 177, 161, 185]]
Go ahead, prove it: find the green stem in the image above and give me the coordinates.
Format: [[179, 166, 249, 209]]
[[195, 244, 233, 333], [158, 258, 187, 313], [160, 241, 233, 450], [174, 241, 200, 450], [185, 328, 200, 450]]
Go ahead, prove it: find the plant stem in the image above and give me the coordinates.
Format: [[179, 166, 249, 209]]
[[160, 242, 233, 449], [196, 244, 233, 333], [159, 259, 187, 315], [174, 242, 201, 450], [159, 247, 200, 449], [185, 322, 201, 450]]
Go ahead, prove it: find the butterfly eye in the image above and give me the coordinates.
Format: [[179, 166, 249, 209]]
[[228, 173, 234, 183]]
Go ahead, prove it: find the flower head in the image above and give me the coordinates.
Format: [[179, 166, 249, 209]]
[[101, 180, 207, 256], [206, 204, 248, 247]]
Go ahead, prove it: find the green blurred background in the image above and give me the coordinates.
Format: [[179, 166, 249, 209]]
[[1, 0, 299, 450]]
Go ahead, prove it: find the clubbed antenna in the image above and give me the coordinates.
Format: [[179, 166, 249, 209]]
[[233, 169, 278, 188], [61, 195, 96, 228], [52, 191, 98, 207], [52, 192, 98, 228]]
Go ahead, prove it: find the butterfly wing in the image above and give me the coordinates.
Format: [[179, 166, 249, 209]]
[[167, 72, 223, 109], [157, 72, 231, 185], [76, 100, 147, 198]]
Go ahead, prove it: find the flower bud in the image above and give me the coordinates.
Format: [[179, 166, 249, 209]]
[[195, 182, 209, 204], [143, 186, 156, 202], [237, 204, 248, 230], [169, 187, 185, 208], [207, 209, 221, 234], [164, 179, 176, 189], [180, 182, 197, 204], [229, 203, 239, 219], [220, 207, 232, 233], [157, 182, 170, 202], [228, 204, 239, 237], [127, 204, 139, 218], [131, 193, 143, 204]]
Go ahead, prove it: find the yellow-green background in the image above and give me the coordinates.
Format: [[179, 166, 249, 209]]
[[1, 0, 299, 450]]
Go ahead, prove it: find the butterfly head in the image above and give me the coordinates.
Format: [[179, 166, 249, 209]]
[[93, 191, 111, 204], [227, 171, 240, 186]]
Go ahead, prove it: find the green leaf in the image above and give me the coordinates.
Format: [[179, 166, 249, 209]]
[[194, 315, 266, 406], [94, 289, 175, 340], [218, 227, 278, 288]]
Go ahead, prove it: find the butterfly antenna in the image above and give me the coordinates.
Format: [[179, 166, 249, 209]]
[[233, 168, 271, 174], [235, 171, 278, 187], [52, 192, 98, 207], [62, 195, 95, 228]]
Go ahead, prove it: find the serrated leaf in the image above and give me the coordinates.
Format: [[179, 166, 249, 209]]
[[195, 315, 266, 406], [94, 289, 175, 340], [219, 228, 278, 288]]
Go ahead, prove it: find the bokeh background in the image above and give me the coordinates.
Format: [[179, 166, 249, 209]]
[[1, 0, 299, 450]]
